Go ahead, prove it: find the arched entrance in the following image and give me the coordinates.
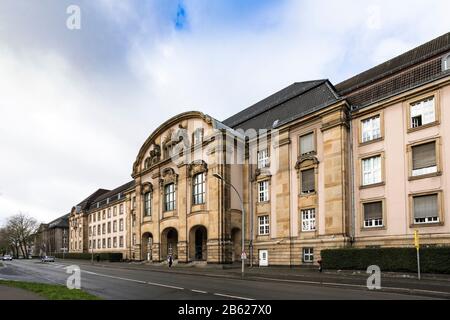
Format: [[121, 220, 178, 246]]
[[189, 225, 207, 261], [142, 233, 153, 261], [161, 227, 178, 260], [231, 228, 242, 262]]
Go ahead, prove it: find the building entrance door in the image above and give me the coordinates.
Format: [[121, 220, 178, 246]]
[[259, 250, 268, 267]]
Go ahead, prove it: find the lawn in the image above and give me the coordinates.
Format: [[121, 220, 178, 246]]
[[0, 280, 101, 300]]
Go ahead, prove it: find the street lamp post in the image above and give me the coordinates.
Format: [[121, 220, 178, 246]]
[[213, 173, 245, 277]]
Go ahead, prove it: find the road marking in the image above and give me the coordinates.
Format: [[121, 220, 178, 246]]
[[147, 281, 184, 290], [213, 293, 254, 300], [191, 289, 208, 294]]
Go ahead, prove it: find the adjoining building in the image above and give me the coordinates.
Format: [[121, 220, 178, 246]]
[[68, 32, 450, 266], [33, 213, 69, 257]]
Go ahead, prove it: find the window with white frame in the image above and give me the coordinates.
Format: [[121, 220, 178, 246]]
[[443, 54, 450, 71], [119, 219, 124, 232], [113, 220, 117, 232], [301, 208, 316, 232], [113, 237, 117, 248], [258, 215, 270, 235], [165, 183, 176, 211], [107, 238, 111, 248], [97, 225, 100, 235], [119, 236, 124, 248], [113, 206, 117, 216], [361, 115, 381, 143], [413, 194, 439, 224], [412, 142, 437, 177], [303, 248, 314, 263], [193, 172, 206, 205], [257, 148, 270, 169], [144, 192, 152, 216], [102, 239, 106, 249], [98, 241, 101, 249], [363, 201, 383, 228], [258, 180, 269, 202], [362, 155, 381, 186], [120, 204, 124, 215], [410, 97, 435, 128]]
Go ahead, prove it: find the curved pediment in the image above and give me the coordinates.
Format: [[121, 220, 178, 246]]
[[295, 155, 320, 170], [132, 111, 215, 176]]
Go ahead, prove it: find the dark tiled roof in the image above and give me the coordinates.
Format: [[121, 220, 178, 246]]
[[92, 180, 135, 204], [76, 188, 110, 211], [222, 80, 339, 130], [336, 32, 450, 95], [48, 213, 69, 229]]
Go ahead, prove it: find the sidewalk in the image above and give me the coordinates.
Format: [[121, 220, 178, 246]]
[[0, 285, 45, 300], [63, 259, 450, 298]]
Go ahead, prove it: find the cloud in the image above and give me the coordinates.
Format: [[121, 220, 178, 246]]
[[0, 0, 449, 224]]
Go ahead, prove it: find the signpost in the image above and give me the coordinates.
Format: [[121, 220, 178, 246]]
[[414, 230, 421, 280]]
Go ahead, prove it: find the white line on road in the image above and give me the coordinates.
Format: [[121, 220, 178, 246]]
[[146, 281, 184, 290], [213, 293, 254, 300], [191, 289, 208, 294]]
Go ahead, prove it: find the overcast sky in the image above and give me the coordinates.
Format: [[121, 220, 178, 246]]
[[0, 0, 449, 225]]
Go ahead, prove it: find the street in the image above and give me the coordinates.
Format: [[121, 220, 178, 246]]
[[0, 259, 440, 300]]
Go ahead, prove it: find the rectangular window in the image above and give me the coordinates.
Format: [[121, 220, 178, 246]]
[[413, 194, 439, 224], [119, 236, 124, 248], [97, 212, 101, 221], [132, 234, 136, 246], [363, 201, 383, 228], [108, 208, 111, 218], [93, 240, 96, 249], [113, 237, 117, 248], [303, 248, 314, 263], [301, 209, 316, 232], [144, 192, 152, 216], [193, 128, 203, 145], [410, 97, 435, 128], [89, 240, 91, 249], [93, 213, 96, 222], [132, 196, 136, 209], [107, 238, 111, 248], [113, 207, 117, 216], [98, 241, 101, 249], [107, 222, 111, 234], [120, 204, 124, 215], [362, 156, 381, 186], [89, 215, 92, 223], [258, 180, 269, 202], [193, 172, 206, 205], [361, 115, 381, 143], [119, 219, 124, 232], [93, 226, 96, 235], [165, 183, 176, 211], [412, 142, 437, 176], [258, 215, 270, 235], [97, 225, 100, 235], [300, 133, 315, 156], [89, 226, 92, 236], [132, 214, 136, 228], [113, 220, 117, 232], [102, 223, 105, 235], [301, 169, 315, 194], [103, 210, 106, 219], [102, 239, 105, 249], [257, 149, 270, 169]]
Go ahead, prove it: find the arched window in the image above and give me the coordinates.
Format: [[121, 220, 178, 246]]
[[144, 192, 152, 217]]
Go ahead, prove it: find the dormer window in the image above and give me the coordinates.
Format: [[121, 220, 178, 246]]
[[443, 54, 450, 71]]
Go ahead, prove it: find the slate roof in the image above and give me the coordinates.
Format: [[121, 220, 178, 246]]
[[222, 80, 339, 130], [336, 32, 450, 95], [92, 180, 135, 204], [76, 188, 110, 211], [48, 213, 69, 229]]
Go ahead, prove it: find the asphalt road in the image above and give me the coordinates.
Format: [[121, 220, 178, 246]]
[[0, 259, 437, 300]]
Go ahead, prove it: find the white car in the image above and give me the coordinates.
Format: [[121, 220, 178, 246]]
[[2, 255, 13, 261], [41, 256, 55, 262]]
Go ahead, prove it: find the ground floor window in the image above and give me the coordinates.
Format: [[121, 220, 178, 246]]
[[303, 248, 314, 263], [119, 236, 124, 248]]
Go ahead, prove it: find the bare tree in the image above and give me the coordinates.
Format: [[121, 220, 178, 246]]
[[5, 213, 39, 258]]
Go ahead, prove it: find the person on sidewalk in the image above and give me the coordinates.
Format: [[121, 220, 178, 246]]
[[168, 254, 173, 268], [318, 259, 323, 273], [96, 254, 100, 263]]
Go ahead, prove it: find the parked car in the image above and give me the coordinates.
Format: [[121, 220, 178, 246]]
[[2, 255, 13, 261], [41, 256, 55, 262]]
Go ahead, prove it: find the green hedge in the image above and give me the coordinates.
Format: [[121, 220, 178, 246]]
[[321, 247, 450, 274], [54, 252, 123, 262]]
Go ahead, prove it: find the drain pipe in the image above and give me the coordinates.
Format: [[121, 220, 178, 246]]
[[349, 111, 356, 246], [249, 144, 254, 268]]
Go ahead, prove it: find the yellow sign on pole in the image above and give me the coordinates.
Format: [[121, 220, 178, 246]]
[[414, 230, 420, 250]]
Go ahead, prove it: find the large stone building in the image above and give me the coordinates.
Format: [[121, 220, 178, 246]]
[[34, 214, 69, 256], [69, 33, 450, 266]]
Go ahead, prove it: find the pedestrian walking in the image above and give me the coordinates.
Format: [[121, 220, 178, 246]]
[[168, 254, 173, 268], [318, 259, 323, 273]]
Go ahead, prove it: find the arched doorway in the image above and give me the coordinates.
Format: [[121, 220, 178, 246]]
[[161, 227, 178, 260], [189, 225, 207, 261], [231, 228, 242, 262], [142, 233, 153, 261]]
